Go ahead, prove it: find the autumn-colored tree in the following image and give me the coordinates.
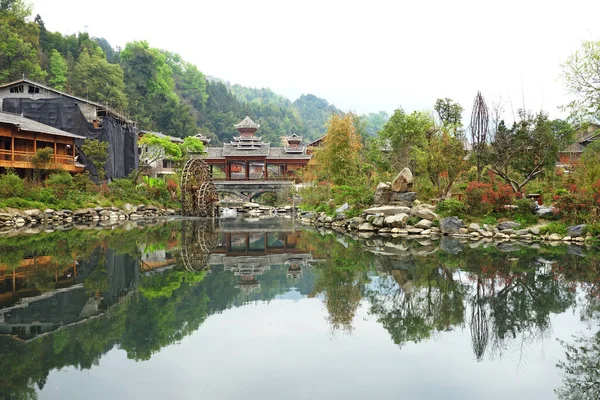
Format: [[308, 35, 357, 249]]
[[315, 114, 362, 186]]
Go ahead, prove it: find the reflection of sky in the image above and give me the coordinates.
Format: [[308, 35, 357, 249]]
[[38, 298, 593, 400]]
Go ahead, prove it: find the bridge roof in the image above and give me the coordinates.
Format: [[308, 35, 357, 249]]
[[204, 146, 311, 160]]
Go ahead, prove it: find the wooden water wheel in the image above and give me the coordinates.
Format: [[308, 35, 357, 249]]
[[180, 220, 218, 272], [180, 158, 218, 217]]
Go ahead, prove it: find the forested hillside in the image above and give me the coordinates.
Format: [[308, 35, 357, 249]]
[[0, 1, 388, 144]]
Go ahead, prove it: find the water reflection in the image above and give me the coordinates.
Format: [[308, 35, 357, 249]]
[[0, 220, 598, 399]]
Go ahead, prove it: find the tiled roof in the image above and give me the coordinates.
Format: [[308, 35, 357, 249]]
[[0, 111, 86, 140], [204, 145, 311, 160], [223, 142, 270, 156], [234, 115, 260, 130], [138, 130, 184, 143]]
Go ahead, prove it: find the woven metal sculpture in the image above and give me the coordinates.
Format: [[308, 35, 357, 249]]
[[180, 158, 218, 217]]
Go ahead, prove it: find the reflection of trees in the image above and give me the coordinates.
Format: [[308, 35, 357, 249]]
[[470, 278, 490, 361], [308, 232, 372, 333], [368, 258, 466, 346], [556, 331, 600, 400]]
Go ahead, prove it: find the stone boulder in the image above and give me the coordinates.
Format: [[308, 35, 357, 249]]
[[497, 221, 521, 230], [374, 182, 391, 204], [384, 213, 409, 227], [567, 224, 587, 238], [358, 222, 377, 231], [364, 206, 411, 216], [389, 192, 417, 204], [440, 216, 465, 235], [412, 207, 439, 221], [415, 219, 433, 229], [391, 168, 414, 193]]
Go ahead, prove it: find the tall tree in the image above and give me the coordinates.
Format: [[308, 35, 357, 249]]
[[379, 107, 432, 170], [315, 114, 363, 185], [71, 48, 127, 111], [48, 49, 67, 91], [434, 98, 464, 126], [469, 91, 490, 180], [561, 40, 600, 121], [418, 125, 467, 199], [489, 111, 573, 194]]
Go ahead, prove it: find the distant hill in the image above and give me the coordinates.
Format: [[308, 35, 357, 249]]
[[0, 6, 387, 145]]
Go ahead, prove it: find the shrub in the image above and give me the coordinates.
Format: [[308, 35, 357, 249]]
[[465, 179, 516, 215], [0, 172, 24, 198], [513, 198, 539, 226], [45, 172, 74, 200], [436, 198, 467, 217], [553, 186, 591, 223], [332, 183, 374, 208], [72, 173, 95, 193], [465, 181, 492, 215], [260, 192, 278, 206]]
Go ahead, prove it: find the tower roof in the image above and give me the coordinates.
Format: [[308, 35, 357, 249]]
[[234, 115, 260, 130]]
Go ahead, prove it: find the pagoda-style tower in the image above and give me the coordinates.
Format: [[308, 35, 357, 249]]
[[194, 132, 211, 147], [283, 133, 304, 154], [232, 115, 266, 150]]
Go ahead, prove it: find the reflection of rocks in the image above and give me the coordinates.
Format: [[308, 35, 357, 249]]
[[440, 236, 464, 254]]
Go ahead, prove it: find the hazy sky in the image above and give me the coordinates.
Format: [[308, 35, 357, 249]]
[[29, 0, 600, 119]]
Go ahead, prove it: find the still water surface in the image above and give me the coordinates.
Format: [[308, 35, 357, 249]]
[[0, 218, 598, 399]]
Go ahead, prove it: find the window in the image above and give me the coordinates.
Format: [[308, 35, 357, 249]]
[[9, 85, 24, 93], [27, 85, 40, 94]]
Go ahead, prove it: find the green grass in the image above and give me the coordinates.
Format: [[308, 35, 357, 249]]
[[539, 222, 568, 235]]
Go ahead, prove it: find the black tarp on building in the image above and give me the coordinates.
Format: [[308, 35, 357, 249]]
[[2, 98, 138, 180]]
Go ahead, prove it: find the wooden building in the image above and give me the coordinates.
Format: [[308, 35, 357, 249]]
[[0, 111, 85, 174], [204, 115, 312, 181], [559, 123, 600, 166]]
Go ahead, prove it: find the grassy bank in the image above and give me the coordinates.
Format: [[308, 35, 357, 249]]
[[0, 170, 180, 212]]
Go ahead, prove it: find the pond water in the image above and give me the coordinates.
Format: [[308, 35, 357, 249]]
[[0, 218, 598, 400]]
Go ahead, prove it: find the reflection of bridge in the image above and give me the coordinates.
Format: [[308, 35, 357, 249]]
[[214, 180, 294, 202]]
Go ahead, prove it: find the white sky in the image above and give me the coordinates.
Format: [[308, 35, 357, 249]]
[[29, 0, 600, 120]]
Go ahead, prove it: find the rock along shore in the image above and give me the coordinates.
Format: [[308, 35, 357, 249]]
[[0, 204, 178, 233], [299, 204, 594, 245]]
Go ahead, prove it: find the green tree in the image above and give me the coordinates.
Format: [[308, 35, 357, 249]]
[[315, 114, 363, 185], [0, 20, 45, 81], [434, 98, 464, 126], [81, 139, 109, 181], [418, 126, 467, 198], [71, 48, 128, 111], [561, 40, 600, 120], [379, 108, 432, 170], [575, 140, 600, 186], [48, 49, 67, 91], [489, 111, 573, 194]]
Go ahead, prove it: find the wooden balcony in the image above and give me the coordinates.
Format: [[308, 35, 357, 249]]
[[0, 149, 83, 172]]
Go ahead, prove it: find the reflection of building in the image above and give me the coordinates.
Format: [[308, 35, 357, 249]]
[[0, 249, 139, 341], [204, 115, 311, 181], [0, 255, 78, 308], [210, 230, 316, 295]]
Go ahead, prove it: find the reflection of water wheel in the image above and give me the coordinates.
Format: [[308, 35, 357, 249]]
[[181, 159, 218, 217], [181, 220, 218, 272]]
